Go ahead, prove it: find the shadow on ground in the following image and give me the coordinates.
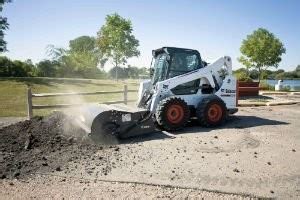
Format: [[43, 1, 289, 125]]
[[224, 115, 289, 128], [122, 115, 289, 144]]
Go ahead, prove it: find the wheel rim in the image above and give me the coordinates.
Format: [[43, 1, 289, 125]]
[[166, 104, 184, 124], [207, 104, 222, 122]]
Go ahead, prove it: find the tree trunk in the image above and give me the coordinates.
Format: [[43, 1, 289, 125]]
[[258, 66, 261, 83], [7, 64, 11, 76], [115, 60, 118, 81]]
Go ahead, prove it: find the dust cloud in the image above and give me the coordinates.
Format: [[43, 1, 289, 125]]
[[56, 91, 102, 139]]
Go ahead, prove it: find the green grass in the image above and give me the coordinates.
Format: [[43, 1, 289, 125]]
[[0, 77, 139, 117]]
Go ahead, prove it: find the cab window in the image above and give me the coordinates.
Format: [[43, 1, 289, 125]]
[[168, 52, 200, 79], [151, 54, 168, 84], [168, 52, 201, 95]]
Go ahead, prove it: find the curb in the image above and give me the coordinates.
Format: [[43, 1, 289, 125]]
[[238, 102, 266, 107], [238, 101, 300, 107], [260, 91, 300, 95], [291, 92, 300, 95], [266, 101, 300, 106]]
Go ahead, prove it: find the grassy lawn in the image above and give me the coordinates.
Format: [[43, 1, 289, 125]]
[[0, 77, 139, 117]]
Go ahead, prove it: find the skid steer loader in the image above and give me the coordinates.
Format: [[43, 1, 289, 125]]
[[81, 47, 238, 143]]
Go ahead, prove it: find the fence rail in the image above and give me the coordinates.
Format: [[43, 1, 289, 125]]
[[27, 85, 138, 119]]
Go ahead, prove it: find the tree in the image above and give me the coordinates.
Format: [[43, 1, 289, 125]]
[[249, 69, 259, 80], [67, 36, 100, 73], [0, 0, 11, 52], [108, 66, 127, 79], [238, 28, 286, 82], [69, 36, 97, 54], [36, 60, 59, 77], [0, 55, 11, 76], [0, 56, 35, 77], [296, 65, 300, 78], [10, 60, 26, 76], [108, 65, 149, 79], [97, 13, 140, 80], [275, 72, 285, 80], [233, 68, 252, 82], [47, 36, 104, 78]]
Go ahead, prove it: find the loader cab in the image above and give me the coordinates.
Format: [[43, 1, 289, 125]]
[[150, 47, 204, 95]]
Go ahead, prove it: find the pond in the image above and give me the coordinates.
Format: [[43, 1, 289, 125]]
[[266, 79, 300, 91]]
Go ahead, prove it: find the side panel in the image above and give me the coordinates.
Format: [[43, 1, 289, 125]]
[[214, 75, 237, 109], [149, 75, 237, 112]]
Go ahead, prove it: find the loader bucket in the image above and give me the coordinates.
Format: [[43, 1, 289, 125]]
[[79, 104, 158, 144]]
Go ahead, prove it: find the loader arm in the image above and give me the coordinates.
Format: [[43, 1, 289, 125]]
[[149, 56, 233, 112]]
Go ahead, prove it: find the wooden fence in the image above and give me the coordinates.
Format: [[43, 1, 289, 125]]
[[27, 85, 138, 119]]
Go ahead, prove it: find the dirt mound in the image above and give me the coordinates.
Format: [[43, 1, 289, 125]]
[[0, 112, 119, 179]]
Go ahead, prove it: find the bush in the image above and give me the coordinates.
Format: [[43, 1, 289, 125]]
[[0, 56, 35, 77], [281, 85, 291, 92], [259, 80, 275, 91], [235, 71, 253, 82]]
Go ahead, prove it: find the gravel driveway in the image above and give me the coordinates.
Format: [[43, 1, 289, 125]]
[[1, 105, 299, 199]]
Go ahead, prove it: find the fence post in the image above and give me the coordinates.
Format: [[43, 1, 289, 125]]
[[27, 88, 33, 119], [123, 84, 128, 104], [236, 80, 239, 106]]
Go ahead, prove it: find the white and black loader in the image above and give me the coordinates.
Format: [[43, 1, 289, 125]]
[[85, 47, 238, 142]]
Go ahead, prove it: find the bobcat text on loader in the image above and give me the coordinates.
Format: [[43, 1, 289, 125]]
[[82, 47, 238, 143]]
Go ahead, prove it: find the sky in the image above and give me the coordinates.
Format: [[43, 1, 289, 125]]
[[2, 0, 300, 71]]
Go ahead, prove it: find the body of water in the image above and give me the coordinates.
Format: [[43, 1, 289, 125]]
[[266, 79, 300, 91]]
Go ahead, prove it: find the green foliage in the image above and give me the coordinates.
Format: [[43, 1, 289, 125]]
[[235, 71, 253, 82], [69, 36, 97, 54], [0, 0, 11, 52], [1, 13, 142, 79], [36, 60, 59, 77], [259, 80, 275, 91], [67, 36, 101, 72], [238, 28, 286, 81], [249, 69, 259, 80], [108, 66, 149, 79], [233, 68, 252, 82], [265, 68, 299, 80], [234, 65, 300, 82], [275, 72, 284, 80], [97, 13, 140, 78], [47, 36, 106, 78], [281, 85, 291, 92], [0, 55, 11, 75], [0, 56, 35, 77], [296, 65, 300, 78]]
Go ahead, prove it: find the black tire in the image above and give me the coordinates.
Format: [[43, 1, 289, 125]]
[[196, 95, 227, 127], [155, 97, 190, 131]]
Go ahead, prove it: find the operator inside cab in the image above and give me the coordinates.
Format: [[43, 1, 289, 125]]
[[168, 55, 185, 78], [168, 52, 201, 79]]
